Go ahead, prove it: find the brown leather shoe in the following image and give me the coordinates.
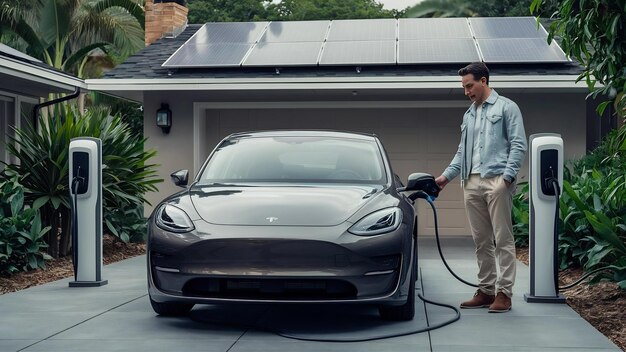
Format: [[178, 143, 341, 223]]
[[460, 289, 495, 309], [488, 292, 512, 313]]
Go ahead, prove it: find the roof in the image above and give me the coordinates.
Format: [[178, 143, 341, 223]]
[[103, 24, 584, 81], [0, 44, 85, 96]]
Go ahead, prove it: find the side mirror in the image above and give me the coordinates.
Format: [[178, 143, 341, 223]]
[[404, 173, 440, 198], [170, 169, 189, 187]]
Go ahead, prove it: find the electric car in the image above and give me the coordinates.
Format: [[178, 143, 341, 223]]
[[148, 130, 437, 321]]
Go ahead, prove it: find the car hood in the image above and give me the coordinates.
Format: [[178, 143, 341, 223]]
[[189, 185, 383, 226]]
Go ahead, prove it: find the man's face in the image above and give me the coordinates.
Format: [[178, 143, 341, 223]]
[[461, 74, 487, 103]]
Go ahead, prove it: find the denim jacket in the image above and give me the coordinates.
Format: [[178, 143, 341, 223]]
[[442, 89, 527, 183]]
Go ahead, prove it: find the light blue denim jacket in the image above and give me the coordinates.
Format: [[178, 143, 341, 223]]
[[442, 89, 527, 183]]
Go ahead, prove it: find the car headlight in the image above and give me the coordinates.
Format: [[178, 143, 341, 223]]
[[155, 204, 195, 233], [349, 207, 402, 236]]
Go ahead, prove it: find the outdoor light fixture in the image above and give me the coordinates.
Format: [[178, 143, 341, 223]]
[[156, 103, 171, 134]]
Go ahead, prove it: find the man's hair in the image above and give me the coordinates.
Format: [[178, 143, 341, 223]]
[[458, 62, 490, 85]]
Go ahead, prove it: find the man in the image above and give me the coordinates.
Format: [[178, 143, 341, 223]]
[[435, 62, 527, 313]]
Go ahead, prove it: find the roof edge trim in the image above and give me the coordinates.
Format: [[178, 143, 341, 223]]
[[87, 75, 587, 92], [0, 56, 86, 91]]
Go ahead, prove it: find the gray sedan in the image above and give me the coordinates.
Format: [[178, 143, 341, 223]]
[[148, 130, 435, 321]]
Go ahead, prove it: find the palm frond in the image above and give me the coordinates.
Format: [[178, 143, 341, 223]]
[[92, 0, 145, 29]]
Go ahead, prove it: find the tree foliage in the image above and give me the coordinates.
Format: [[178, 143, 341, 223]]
[[188, 0, 272, 23], [187, 0, 401, 23], [0, 0, 144, 78], [531, 0, 626, 118], [266, 0, 399, 20], [405, 0, 558, 18]]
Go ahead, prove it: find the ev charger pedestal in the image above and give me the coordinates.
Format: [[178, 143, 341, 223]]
[[524, 133, 565, 303], [68, 137, 107, 287]]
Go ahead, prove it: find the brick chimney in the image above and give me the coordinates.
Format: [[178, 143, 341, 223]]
[[145, 0, 188, 46]]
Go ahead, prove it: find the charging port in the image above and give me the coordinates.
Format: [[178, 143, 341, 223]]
[[72, 151, 90, 194], [540, 149, 558, 196]]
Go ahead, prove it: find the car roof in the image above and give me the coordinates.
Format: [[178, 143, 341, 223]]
[[226, 130, 378, 141]]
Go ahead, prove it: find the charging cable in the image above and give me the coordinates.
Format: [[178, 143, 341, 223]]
[[270, 191, 464, 342], [546, 178, 616, 291], [70, 166, 84, 281], [205, 190, 465, 342]]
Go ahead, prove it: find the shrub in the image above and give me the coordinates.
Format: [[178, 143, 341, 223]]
[[4, 104, 161, 258], [512, 182, 529, 247], [0, 176, 51, 276]]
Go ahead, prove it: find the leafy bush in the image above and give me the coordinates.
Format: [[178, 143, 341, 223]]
[[0, 177, 51, 276], [512, 182, 529, 247], [4, 104, 161, 258], [105, 204, 147, 243]]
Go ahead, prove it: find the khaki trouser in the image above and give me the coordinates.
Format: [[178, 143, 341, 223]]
[[463, 174, 517, 297]]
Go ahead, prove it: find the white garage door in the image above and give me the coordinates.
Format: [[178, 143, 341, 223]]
[[200, 107, 471, 237]]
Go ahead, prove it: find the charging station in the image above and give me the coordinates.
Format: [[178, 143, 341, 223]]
[[524, 133, 565, 303], [68, 137, 107, 287]]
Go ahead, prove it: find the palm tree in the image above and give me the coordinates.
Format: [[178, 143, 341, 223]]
[[404, 0, 476, 18], [0, 0, 144, 78]]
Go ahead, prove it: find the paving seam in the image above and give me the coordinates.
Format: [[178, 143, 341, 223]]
[[419, 268, 434, 352], [16, 294, 148, 352]]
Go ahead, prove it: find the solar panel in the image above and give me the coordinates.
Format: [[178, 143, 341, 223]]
[[470, 17, 547, 39], [161, 18, 570, 68], [399, 39, 480, 64], [259, 21, 330, 43], [162, 43, 253, 67], [319, 41, 396, 66], [327, 19, 396, 41], [189, 22, 269, 44], [243, 42, 323, 66], [399, 18, 471, 40], [477, 38, 569, 63]]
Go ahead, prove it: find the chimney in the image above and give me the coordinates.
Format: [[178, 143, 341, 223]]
[[145, 0, 188, 46]]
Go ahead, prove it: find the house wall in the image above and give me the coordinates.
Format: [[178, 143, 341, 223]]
[[143, 90, 587, 235]]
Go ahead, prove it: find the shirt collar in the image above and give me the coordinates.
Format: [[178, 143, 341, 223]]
[[470, 88, 498, 113]]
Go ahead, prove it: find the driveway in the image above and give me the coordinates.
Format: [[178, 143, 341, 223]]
[[0, 236, 620, 352]]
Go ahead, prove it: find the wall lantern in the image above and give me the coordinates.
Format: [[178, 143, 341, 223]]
[[156, 103, 171, 134]]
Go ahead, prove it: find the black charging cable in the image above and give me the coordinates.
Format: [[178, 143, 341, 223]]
[[547, 177, 561, 293], [416, 192, 479, 288], [546, 178, 616, 291], [198, 190, 465, 343], [269, 191, 464, 342], [71, 166, 84, 281]]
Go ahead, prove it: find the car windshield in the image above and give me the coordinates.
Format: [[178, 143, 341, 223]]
[[199, 136, 387, 185]]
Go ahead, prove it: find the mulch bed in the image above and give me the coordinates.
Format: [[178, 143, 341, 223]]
[[0, 235, 145, 295], [0, 241, 623, 350]]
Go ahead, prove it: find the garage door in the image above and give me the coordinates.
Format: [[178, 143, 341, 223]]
[[200, 107, 470, 237]]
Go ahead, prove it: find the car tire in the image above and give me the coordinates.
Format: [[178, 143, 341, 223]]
[[150, 297, 194, 316], [378, 268, 415, 321]]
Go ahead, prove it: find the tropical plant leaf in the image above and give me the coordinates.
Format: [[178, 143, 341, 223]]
[[584, 210, 626, 254]]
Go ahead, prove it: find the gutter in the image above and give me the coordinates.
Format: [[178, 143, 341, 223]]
[[33, 87, 81, 118]]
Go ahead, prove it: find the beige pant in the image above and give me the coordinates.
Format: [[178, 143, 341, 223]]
[[463, 174, 517, 297]]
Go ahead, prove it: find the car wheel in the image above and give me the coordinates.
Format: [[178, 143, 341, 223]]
[[379, 268, 415, 321], [150, 297, 194, 316]]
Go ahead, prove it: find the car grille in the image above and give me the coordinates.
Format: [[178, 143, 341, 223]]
[[182, 278, 358, 300]]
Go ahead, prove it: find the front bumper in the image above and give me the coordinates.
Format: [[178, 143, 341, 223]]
[[148, 219, 414, 305]]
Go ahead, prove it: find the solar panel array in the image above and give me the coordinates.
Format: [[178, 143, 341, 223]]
[[162, 17, 569, 68]]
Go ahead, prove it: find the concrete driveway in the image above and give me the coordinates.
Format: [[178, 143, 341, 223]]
[[0, 236, 620, 352]]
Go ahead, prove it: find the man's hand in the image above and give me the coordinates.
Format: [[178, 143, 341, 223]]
[[435, 175, 449, 190]]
